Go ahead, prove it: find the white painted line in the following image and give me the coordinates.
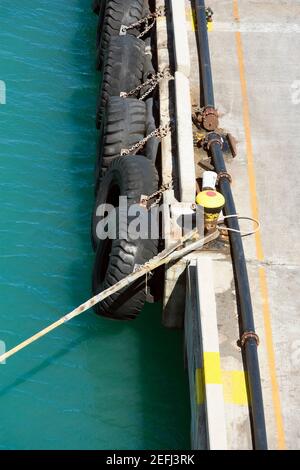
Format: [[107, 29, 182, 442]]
[[213, 21, 300, 33]]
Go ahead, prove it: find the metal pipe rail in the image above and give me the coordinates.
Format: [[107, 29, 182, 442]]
[[195, 0, 268, 450]]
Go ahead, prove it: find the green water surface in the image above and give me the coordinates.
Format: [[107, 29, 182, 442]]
[[0, 0, 190, 450]]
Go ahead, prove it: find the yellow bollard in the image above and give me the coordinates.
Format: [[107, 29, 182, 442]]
[[196, 190, 225, 232]]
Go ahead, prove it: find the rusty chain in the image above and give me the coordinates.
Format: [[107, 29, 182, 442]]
[[120, 69, 174, 101], [121, 122, 172, 157], [119, 6, 165, 39], [140, 181, 174, 209]]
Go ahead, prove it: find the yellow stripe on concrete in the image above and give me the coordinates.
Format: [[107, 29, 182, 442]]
[[203, 352, 222, 384], [196, 368, 248, 405], [222, 370, 248, 405]]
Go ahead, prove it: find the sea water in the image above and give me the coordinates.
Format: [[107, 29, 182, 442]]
[[0, 0, 190, 449]]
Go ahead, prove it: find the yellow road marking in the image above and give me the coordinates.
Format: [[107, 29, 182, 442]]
[[222, 370, 248, 405], [195, 368, 248, 405], [233, 0, 286, 449], [259, 267, 286, 448], [203, 352, 222, 384]]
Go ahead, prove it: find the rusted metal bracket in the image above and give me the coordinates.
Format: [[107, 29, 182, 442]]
[[226, 133, 238, 158], [193, 128, 238, 159], [206, 7, 214, 22], [194, 106, 219, 131]]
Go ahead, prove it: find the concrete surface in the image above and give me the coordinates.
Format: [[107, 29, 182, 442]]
[[185, 0, 300, 450]]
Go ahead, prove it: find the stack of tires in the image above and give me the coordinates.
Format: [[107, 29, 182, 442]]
[[91, 0, 160, 321]]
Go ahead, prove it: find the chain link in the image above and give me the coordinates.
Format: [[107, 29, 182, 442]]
[[119, 7, 165, 39], [120, 69, 174, 101], [140, 181, 173, 209], [121, 123, 172, 157]]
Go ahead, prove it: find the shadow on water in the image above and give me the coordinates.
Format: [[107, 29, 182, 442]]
[[129, 305, 191, 450], [0, 332, 98, 399]]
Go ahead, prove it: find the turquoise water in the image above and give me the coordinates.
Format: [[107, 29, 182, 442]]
[[0, 0, 190, 450]]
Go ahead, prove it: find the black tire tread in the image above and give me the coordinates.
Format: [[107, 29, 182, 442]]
[[96, 35, 145, 129], [96, 0, 145, 68], [92, 155, 158, 249], [92, 156, 159, 320], [94, 237, 157, 320], [98, 97, 146, 177]]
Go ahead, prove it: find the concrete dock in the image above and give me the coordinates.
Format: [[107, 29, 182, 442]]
[[184, 0, 300, 449]]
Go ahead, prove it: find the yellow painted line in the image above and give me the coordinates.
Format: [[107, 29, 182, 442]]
[[259, 267, 286, 448], [195, 368, 248, 405], [233, 0, 286, 449], [222, 370, 248, 405], [203, 352, 222, 384]]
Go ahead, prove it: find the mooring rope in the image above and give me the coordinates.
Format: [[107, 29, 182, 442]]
[[0, 229, 219, 364], [217, 215, 260, 237]]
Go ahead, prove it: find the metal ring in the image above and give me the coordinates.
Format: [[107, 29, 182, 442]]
[[217, 171, 232, 184], [204, 133, 223, 150], [240, 331, 260, 347]]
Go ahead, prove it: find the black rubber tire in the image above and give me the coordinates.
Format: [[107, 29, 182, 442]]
[[96, 35, 145, 129], [92, 154, 158, 250], [95, 2, 106, 49], [92, 219, 158, 320], [92, 156, 159, 320], [95, 97, 146, 186], [96, 0, 145, 70], [145, 97, 160, 163]]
